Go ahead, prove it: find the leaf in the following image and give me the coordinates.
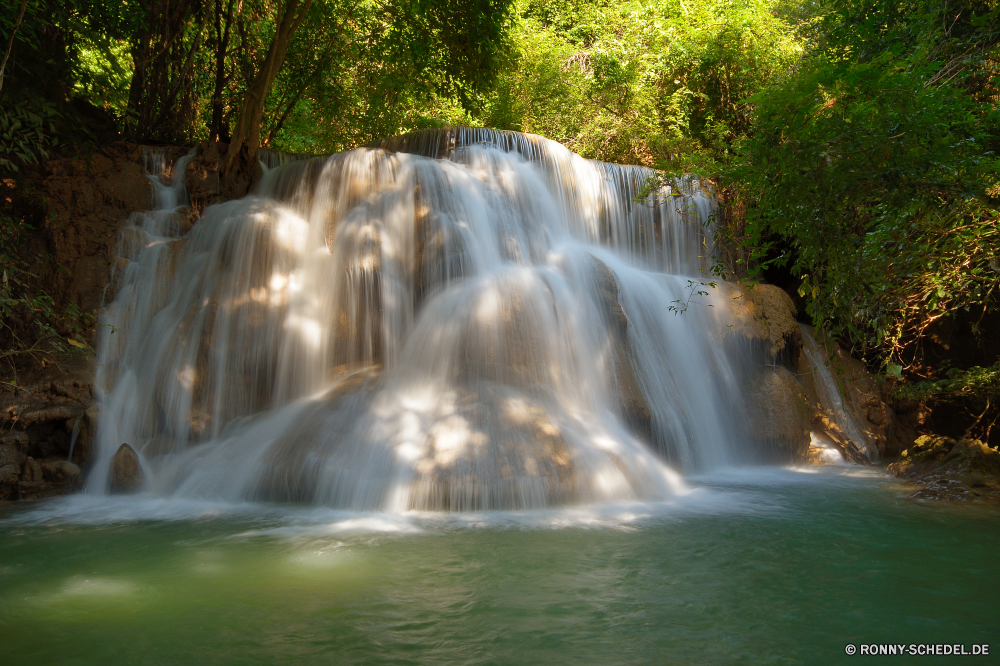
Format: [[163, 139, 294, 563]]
[[66, 338, 87, 348]]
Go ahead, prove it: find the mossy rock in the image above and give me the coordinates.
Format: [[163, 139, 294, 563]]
[[888, 435, 1000, 503]]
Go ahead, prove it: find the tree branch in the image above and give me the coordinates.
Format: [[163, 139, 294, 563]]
[[0, 0, 30, 95]]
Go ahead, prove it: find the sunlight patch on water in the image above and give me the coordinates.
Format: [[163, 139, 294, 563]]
[[25, 576, 145, 610], [191, 549, 228, 575], [286, 546, 352, 571], [236, 515, 424, 540], [59, 576, 139, 598]]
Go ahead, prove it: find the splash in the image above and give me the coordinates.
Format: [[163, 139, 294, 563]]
[[91, 129, 751, 510]]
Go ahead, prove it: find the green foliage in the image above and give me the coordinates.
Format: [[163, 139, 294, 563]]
[[0, 100, 60, 173], [898, 363, 1000, 405], [733, 0, 1000, 362], [729, 0, 1000, 435], [72, 37, 134, 123], [897, 362, 1000, 439], [1, 0, 515, 150], [263, 0, 513, 153], [476, 0, 804, 166]]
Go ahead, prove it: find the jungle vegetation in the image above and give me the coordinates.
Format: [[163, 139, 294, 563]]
[[1, 0, 998, 438]]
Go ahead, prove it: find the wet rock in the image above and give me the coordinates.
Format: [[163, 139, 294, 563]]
[[109, 443, 145, 494], [38, 143, 159, 313], [21, 457, 43, 485], [0, 462, 19, 485], [0, 442, 25, 488], [888, 436, 1000, 503], [720, 282, 802, 369], [252, 367, 385, 504], [0, 428, 28, 447], [0, 441, 26, 468], [744, 367, 812, 460], [40, 459, 82, 483], [408, 384, 578, 511], [252, 369, 580, 510], [719, 283, 810, 458], [72, 403, 101, 468], [185, 141, 223, 214], [798, 326, 891, 462], [720, 284, 890, 464]]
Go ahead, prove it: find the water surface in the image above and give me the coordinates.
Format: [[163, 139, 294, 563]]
[[2, 466, 997, 665]]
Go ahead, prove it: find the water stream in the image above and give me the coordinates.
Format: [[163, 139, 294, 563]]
[[90, 129, 749, 509]]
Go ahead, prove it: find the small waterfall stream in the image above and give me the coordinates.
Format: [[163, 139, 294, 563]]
[[90, 129, 753, 510]]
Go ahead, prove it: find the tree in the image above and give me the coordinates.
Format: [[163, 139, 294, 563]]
[[222, 0, 312, 182], [730, 0, 1000, 436]]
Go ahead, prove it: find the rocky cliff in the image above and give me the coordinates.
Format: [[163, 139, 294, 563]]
[[1, 144, 185, 500]]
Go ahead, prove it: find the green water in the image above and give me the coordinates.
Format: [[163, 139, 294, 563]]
[[1, 467, 997, 665]]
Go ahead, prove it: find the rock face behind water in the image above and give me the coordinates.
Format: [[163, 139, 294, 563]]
[[719, 282, 812, 461], [40, 459, 82, 484], [0, 442, 24, 486], [888, 436, 1000, 503], [109, 443, 145, 494], [743, 367, 812, 460], [719, 282, 892, 464]]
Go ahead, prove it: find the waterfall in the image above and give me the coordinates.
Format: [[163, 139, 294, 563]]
[[90, 129, 752, 510], [800, 326, 880, 461]]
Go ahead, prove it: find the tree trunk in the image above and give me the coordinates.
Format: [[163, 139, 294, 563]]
[[0, 0, 31, 95], [222, 0, 312, 192], [148, 10, 208, 135], [126, 0, 195, 141], [209, 0, 238, 141]]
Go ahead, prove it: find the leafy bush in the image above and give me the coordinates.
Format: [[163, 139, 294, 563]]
[[733, 0, 1000, 367], [0, 99, 60, 173], [477, 0, 805, 166], [896, 362, 1000, 440], [727, 0, 1000, 438]]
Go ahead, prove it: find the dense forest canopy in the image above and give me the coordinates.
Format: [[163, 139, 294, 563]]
[[1, 0, 998, 438]]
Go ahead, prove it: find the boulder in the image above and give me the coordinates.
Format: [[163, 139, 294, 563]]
[[743, 367, 812, 460], [717, 282, 811, 459], [0, 429, 28, 447], [40, 459, 82, 483], [589, 256, 653, 444], [720, 282, 802, 368], [719, 283, 891, 464], [407, 384, 578, 511], [0, 462, 19, 486], [21, 457, 43, 485], [0, 441, 26, 488], [109, 443, 145, 494], [251, 369, 580, 510], [888, 436, 1000, 503], [0, 441, 26, 467]]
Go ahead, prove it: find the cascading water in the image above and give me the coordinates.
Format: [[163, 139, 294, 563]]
[[90, 129, 752, 510]]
